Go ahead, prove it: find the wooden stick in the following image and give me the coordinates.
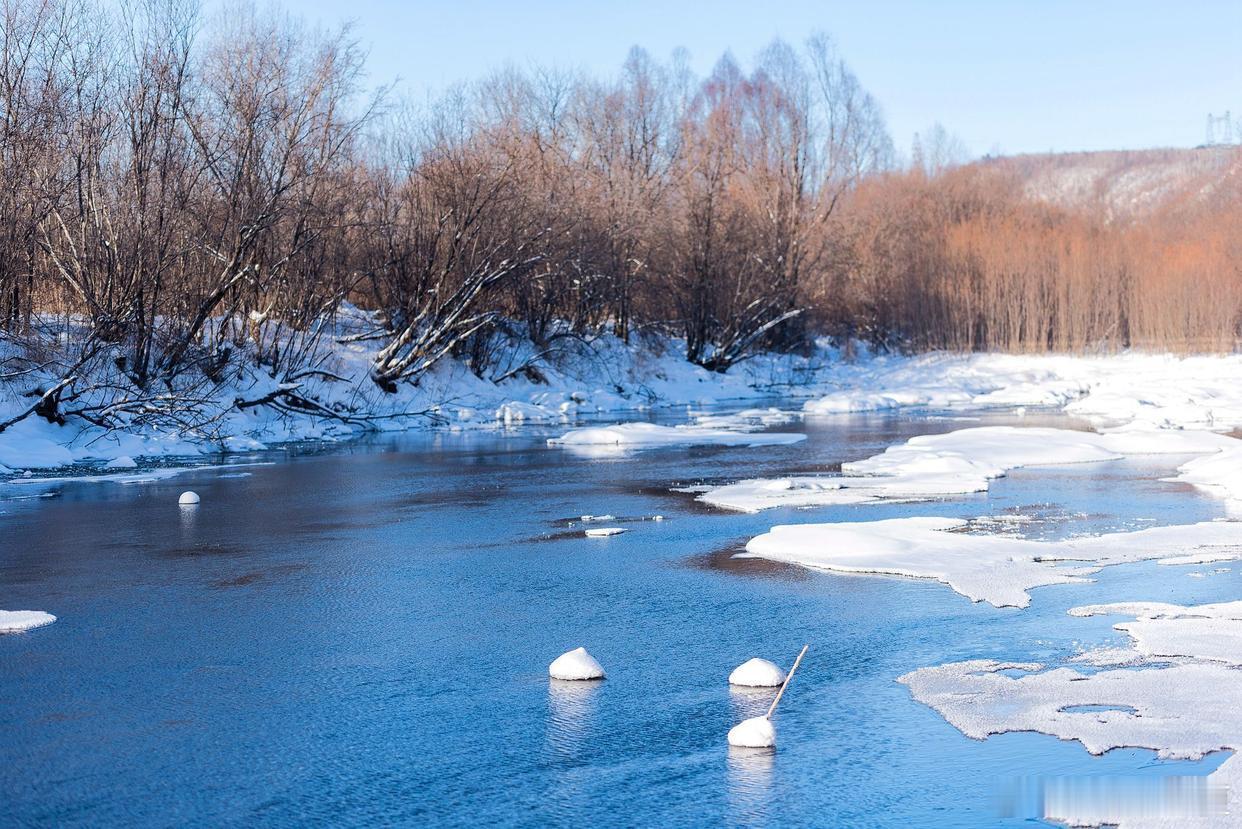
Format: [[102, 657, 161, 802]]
[[765, 644, 809, 720]]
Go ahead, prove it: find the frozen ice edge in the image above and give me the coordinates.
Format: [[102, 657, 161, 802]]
[[742, 517, 1242, 608], [700, 425, 1237, 513]]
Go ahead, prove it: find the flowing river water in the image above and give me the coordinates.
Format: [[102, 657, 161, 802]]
[[1, 405, 1235, 827]]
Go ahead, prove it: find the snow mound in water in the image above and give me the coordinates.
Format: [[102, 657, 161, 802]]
[[729, 658, 786, 687], [548, 421, 804, 450], [104, 456, 138, 470], [548, 647, 605, 680], [744, 517, 1242, 608], [0, 610, 56, 633], [584, 527, 625, 537], [700, 425, 1236, 512], [727, 716, 775, 748], [178, 491, 200, 505]]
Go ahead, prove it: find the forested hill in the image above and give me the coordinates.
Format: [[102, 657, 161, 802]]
[[978, 145, 1241, 220]]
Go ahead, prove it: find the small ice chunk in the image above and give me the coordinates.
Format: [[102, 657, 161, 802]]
[[580, 514, 616, 522], [727, 715, 775, 748], [0, 610, 56, 633], [585, 527, 625, 537], [178, 491, 200, 505], [729, 658, 787, 687], [105, 456, 138, 470], [548, 647, 605, 680]]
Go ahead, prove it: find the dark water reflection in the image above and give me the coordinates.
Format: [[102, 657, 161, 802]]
[[0, 407, 1236, 827]]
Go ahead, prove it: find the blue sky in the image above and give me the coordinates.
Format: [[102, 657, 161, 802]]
[[278, 0, 1241, 157]]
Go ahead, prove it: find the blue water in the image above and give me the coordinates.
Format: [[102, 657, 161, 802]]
[[0, 407, 1235, 827]]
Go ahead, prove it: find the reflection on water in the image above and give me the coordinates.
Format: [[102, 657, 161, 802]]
[[546, 679, 602, 761], [729, 684, 777, 721], [178, 502, 197, 533], [545, 679, 603, 822], [727, 746, 775, 823]]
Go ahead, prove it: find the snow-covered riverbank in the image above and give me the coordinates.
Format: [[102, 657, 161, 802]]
[[5, 326, 1242, 477]]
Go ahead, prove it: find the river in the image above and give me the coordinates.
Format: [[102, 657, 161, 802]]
[[1, 405, 1234, 827]]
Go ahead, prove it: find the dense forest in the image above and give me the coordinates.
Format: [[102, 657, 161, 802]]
[[2, 0, 1240, 433]]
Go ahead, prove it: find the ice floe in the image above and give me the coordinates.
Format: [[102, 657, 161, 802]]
[[584, 527, 625, 537], [729, 658, 787, 687], [692, 408, 800, 430], [902, 598, 1242, 827], [548, 422, 805, 451], [700, 426, 1237, 512], [0, 610, 56, 633], [1070, 601, 1242, 667], [548, 647, 605, 680], [743, 516, 1242, 608]]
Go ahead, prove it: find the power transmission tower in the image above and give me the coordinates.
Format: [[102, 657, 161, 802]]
[[1206, 111, 1235, 145]]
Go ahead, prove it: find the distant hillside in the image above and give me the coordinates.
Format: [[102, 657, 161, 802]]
[[976, 146, 1242, 221]]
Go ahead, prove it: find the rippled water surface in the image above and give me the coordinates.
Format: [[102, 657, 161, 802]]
[[1, 407, 1236, 827]]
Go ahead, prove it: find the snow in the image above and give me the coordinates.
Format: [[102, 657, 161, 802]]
[[548, 422, 805, 450], [729, 658, 787, 687], [103, 456, 138, 469], [1169, 445, 1242, 504], [902, 596, 1242, 827], [1070, 601, 1242, 667], [7, 314, 1242, 476], [743, 517, 1242, 608], [584, 527, 625, 537], [801, 351, 1242, 434], [727, 716, 776, 748], [548, 647, 605, 680], [178, 491, 200, 505], [0, 610, 56, 633], [701, 426, 1236, 512]]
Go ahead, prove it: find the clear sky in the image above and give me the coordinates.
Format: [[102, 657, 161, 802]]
[[277, 0, 1241, 158]]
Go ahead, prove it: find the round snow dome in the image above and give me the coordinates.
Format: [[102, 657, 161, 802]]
[[727, 716, 776, 748], [178, 491, 201, 505], [548, 647, 605, 680], [729, 658, 786, 687]]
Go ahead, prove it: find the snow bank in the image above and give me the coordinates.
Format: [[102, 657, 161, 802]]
[[902, 597, 1242, 827], [743, 517, 1242, 608], [548, 647, 606, 680], [729, 658, 787, 687], [104, 456, 138, 470], [6, 318, 1242, 476], [802, 352, 1242, 433], [727, 716, 776, 748], [1169, 444, 1242, 504], [549, 422, 805, 450], [701, 426, 1235, 512], [0, 610, 56, 633]]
